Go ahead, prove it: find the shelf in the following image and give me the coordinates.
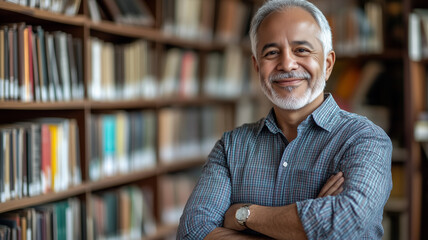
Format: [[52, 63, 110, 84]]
[[0, 1, 85, 26], [158, 158, 206, 174], [0, 184, 88, 213], [0, 100, 87, 110], [88, 167, 158, 192], [89, 20, 162, 41]]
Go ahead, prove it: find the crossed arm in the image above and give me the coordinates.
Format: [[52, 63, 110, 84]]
[[204, 172, 345, 240]]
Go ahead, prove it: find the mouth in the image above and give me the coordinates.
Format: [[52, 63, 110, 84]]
[[272, 78, 305, 87]]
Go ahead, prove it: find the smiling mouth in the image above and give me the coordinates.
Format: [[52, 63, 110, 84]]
[[273, 78, 305, 87]]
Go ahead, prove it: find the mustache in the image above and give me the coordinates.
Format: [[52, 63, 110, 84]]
[[269, 71, 311, 82]]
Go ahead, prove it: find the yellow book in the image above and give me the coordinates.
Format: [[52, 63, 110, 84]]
[[49, 124, 58, 192]]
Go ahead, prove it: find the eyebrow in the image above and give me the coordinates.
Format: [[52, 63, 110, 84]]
[[260, 40, 315, 54]]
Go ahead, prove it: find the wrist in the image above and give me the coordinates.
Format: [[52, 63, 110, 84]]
[[235, 204, 252, 230]]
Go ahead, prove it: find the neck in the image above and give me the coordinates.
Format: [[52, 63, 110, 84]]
[[274, 93, 324, 142]]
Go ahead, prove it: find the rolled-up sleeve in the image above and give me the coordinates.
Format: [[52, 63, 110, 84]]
[[296, 126, 393, 239], [177, 136, 232, 239]]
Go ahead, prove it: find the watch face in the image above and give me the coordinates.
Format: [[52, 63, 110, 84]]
[[236, 207, 249, 221]]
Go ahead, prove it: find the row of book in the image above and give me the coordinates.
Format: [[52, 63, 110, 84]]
[[0, 23, 84, 102], [0, 118, 81, 203], [160, 171, 199, 225], [3, 0, 81, 16], [91, 185, 156, 239], [89, 111, 156, 181], [409, 9, 428, 61], [162, 0, 253, 42], [202, 47, 257, 98], [89, 38, 156, 101], [319, 1, 383, 56], [159, 48, 199, 98], [88, 0, 154, 26], [159, 106, 232, 163], [0, 198, 82, 240]]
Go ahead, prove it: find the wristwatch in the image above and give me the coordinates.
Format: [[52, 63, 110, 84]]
[[235, 204, 252, 227]]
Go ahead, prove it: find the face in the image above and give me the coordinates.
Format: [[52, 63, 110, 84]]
[[253, 7, 335, 110]]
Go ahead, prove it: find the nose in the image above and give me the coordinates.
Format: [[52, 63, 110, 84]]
[[276, 50, 298, 72]]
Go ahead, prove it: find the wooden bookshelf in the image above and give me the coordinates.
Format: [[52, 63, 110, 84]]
[[0, 0, 257, 239], [0, 0, 419, 239]]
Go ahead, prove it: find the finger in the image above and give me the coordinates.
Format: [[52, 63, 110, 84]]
[[323, 177, 344, 196], [332, 187, 344, 196], [318, 172, 343, 197]]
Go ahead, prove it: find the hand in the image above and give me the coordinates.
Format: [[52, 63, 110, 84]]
[[223, 203, 248, 231], [318, 171, 344, 198]]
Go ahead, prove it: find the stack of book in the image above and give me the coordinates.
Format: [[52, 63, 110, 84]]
[[0, 198, 82, 240], [91, 185, 156, 239], [89, 111, 156, 181], [159, 106, 232, 164], [160, 171, 200, 225], [159, 48, 198, 98], [89, 38, 156, 101], [4, 0, 81, 16], [203, 46, 257, 98], [0, 118, 81, 202], [0, 23, 84, 102]]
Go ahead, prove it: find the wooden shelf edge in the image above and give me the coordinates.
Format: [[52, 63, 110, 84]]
[[158, 158, 206, 174], [89, 21, 162, 40], [0, 184, 88, 213], [0, 100, 87, 110], [0, 1, 86, 26], [87, 167, 158, 192]]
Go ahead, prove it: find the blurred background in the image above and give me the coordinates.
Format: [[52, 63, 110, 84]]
[[0, 0, 427, 239]]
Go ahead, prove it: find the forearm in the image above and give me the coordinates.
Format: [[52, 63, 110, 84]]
[[246, 204, 307, 240], [205, 227, 273, 240]]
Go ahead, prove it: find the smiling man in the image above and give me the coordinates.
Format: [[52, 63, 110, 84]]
[[177, 0, 392, 239]]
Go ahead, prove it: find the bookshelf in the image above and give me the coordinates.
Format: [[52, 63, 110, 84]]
[[407, 0, 428, 239], [0, 0, 419, 239], [0, 0, 264, 239]]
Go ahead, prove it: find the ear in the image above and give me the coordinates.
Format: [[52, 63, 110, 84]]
[[324, 50, 336, 81], [252, 55, 259, 73]]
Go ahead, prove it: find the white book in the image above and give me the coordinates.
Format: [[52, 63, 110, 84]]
[[409, 13, 422, 61], [90, 38, 102, 100]]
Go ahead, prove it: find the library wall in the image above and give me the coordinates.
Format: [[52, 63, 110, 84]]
[[0, 0, 425, 239]]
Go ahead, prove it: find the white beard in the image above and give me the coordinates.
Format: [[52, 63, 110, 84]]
[[261, 68, 326, 110]]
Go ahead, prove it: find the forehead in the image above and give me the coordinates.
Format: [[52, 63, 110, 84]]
[[256, 7, 322, 49]]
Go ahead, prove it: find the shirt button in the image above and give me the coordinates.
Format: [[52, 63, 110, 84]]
[[283, 162, 288, 168]]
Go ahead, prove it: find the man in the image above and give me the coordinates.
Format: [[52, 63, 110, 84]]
[[177, 0, 392, 239]]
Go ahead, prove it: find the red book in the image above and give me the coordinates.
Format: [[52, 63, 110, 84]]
[[41, 124, 51, 193]]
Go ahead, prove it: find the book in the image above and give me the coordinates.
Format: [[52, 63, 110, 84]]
[[0, 27, 4, 101], [89, 37, 102, 100], [2, 26, 9, 101], [45, 33, 63, 101], [35, 26, 49, 102], [31, 29, 41, 102], [159, 48, 181, 97], [54, 31, 71, 101]]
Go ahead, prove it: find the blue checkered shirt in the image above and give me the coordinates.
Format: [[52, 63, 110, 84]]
[[177, 94, 392, 239]]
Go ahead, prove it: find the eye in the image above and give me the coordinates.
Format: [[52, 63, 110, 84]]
[[295, 48, 310, 55], [263, 50, 279, 58]]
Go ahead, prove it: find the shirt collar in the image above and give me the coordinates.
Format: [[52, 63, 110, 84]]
[[258, 93, 340, 135]]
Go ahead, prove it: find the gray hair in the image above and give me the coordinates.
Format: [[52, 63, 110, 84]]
[[249, 0, 333, 59]]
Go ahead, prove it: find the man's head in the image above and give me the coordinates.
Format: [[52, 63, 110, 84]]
[[250, 0, 335, 110], [250, 0, 332, 60]]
